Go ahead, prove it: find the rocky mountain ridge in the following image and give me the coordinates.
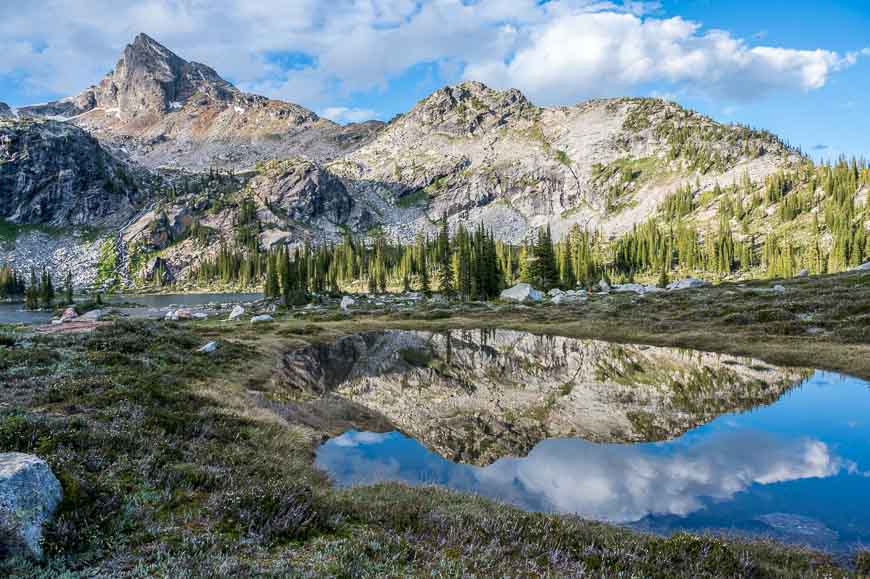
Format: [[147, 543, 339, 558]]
[[1, 33, 809, 287]]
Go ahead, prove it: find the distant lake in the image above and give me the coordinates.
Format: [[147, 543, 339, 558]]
[[313, 330, 870, 554], [110, 292, 263, 308], [0, 303, 53, 325]]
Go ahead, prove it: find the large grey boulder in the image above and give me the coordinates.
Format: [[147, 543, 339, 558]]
[[667, 278, 709, 291], [500, 283, 543, 303], [228, 305, 245, 321], [854, 262, 870, 272], [340, 296, 355, 311], [0, 453, 63, 561]]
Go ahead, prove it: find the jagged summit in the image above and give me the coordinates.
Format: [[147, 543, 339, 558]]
[[16, 33, 382, 169]]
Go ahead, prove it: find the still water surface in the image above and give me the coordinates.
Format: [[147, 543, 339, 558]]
[[316, 338, 870, 553]]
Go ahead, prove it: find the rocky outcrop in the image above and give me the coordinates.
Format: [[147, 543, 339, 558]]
[[279, 330, 804, 465], [251, 159, 354, 226], [0, 103, 13, 118], [20, 34, 382, 170], [500, 283, 544, 303], [0, 453, 63, 561], [0, 118, 146, 226]]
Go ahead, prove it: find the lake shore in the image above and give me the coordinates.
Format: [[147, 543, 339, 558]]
[[2, 271, 869, 576]]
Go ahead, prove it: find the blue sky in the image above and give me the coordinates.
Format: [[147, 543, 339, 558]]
[[0, 0, 868, 159]]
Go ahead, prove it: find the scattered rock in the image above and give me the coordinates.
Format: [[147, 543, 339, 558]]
[[853, 261, 870, 272], [797, 269, 810, 278], [500, 283, 544, 303], [547, 288, 564, 297], [250, 314, 274, 324], [613, 283, 663, 295], [192, 312, 209, 320], [164, 308, 194, 321], [197, 341, 218, 354], [0, 453, 63, 561], [340, 296, 355, 311], [228, 305, 245, 321], [772, 284, 786, 294], [667, 278, 709, 291], [552, 293, 585, 305], [597, 279, 611, 293]]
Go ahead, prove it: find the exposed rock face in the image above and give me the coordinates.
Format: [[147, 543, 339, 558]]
[[278, 330, 804, 465], [0, 103, 13, 118], [0, 118, 145, 226], [251, 159, 354, 226], [20, 34, 382, 170], [332, 81, 799, 243], [0, 453, 63, 561]]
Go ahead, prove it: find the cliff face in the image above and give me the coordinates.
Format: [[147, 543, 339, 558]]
[[0, 118, 146, 227], [277, 330, 805, 465]]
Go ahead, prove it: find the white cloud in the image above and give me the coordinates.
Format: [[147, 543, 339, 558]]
[[465, 11, 858, 104], [321, 106, 379, 124], [0, 0, 861, 109]]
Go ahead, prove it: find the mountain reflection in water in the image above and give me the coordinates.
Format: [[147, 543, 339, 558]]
[[317, 371, 870, 552]]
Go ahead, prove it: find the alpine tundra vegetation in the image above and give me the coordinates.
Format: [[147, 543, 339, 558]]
[[2, 2, 870, 576]]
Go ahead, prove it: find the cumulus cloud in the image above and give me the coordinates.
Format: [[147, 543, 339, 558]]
[[317, 429, 850, 523], [321, 106, 379, 124], [465, 11, 857, 104], [0, 0, 862, 109]]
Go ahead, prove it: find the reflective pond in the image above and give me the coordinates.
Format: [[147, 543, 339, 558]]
[[0, 303, 53, 325], [312, 330, 870, 553]]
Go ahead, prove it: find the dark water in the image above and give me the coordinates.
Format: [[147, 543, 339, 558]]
[[0, 303, 53, 325], [317, 370, 870, 553], [111, 292, 263, 308]]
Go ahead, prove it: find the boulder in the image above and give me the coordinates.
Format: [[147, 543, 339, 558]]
[[797, 269, 810, 278], [60, 307, 78, 323], [613, 283, 663, 295], [340, 296, 355, 311], [164, 308, 193, 321], [667, 278, 709, 291], [192, 312, 209, 320], [547, 288, 564, 297], [197, 341, 218, 354], [853, 262, 870, 272], [773, 284, 786, 294], [78, 309, 103, 321], [0, 453, 63, 561], [597, 279, 611, 293], [250, 314, 274, 324], [228, 305, 245, 321], [500, 283, 544, 303]]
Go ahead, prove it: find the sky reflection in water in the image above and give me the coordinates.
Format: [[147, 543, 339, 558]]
[[316, 371, 870, 552]]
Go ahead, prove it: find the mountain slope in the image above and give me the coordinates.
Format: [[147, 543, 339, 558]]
[[333, 81, 801, 243], [19, 34, 383, 170]]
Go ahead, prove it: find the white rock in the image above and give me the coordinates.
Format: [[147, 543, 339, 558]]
[[598, 279, 611, 292], [613, 283, 661, 295], [500, 283, 544, 303], [192, 312, 208, 320], [197, 341, 218, 353], [340, 296, 356, 311], [547, 288, 565, 297], [0, 453, 63, 561], [60, 307, 78, 323], [853, 261, 870, 272], [773, 284, 786, 294], [228, 305, 245, 321], [250, 314, 274, 324], [667, 278, 709, 291], [797, 269, 810, 278]]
